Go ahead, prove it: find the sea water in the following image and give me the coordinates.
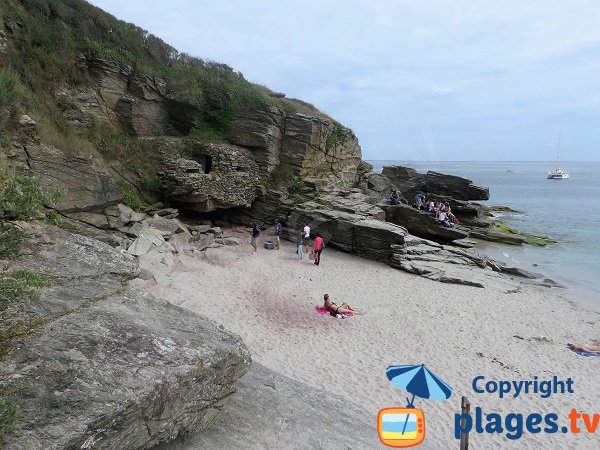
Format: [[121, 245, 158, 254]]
[[369, 161, 600, 303]]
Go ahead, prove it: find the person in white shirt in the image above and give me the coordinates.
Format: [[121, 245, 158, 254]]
[[303, 223, 310, 254]]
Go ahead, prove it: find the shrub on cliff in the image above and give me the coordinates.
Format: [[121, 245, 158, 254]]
[[0, 169, 54, 221], [0, 168, 63, 257], [0, 69, 23, 131]]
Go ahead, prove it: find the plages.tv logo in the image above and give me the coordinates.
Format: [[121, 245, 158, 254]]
[[378, 364, 453, 448]]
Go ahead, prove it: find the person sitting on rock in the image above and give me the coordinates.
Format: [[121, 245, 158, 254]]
[[438, 210, 453, 228], [323, 294, 362, 316], [428, 200, 437, 213], [445, 203, 459, 224], [389, 190, 400, 205]]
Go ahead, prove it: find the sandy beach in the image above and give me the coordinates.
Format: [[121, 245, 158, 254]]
[[134, 227, 599, 449]]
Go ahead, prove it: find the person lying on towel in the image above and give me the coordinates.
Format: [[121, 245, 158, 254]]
[[568, 340, 600, 353], [323, 293, 363, 316]]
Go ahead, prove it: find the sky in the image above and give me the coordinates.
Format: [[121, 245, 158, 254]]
[[88, 0, 600, 161]]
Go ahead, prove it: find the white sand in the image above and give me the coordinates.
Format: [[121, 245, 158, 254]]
[[135, 227, 600, 449]]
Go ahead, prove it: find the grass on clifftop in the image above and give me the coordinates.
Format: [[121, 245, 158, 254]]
[[1, 0, 272, 148]]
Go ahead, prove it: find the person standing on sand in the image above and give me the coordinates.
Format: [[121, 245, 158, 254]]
[[303, 223, 310, 254], [250, 223, 261, 253], [274, 219, 282, 250], [296, 230, 304, 260], [312, 233, 324, 265]]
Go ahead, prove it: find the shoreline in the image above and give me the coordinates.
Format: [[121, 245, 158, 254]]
[[472, 238, 600, 313], [134, 226, 600, 449]]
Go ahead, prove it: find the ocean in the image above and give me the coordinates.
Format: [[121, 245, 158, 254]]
[[369, 161, 600, 304]]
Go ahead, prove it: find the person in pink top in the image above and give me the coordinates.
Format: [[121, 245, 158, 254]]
[[312, 233, 324, 265]]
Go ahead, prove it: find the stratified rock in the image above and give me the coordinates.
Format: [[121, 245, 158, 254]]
[[381, 165, 490, 201], [499, 266, 541, 279], [6, 141, 121, 212], [389, 236, 505, 288], [153, 363, 381, 450], [1, 223, 251, 450], [227, 107, 285, 177], [426, 171, 490, 201], [287, 208, 408, 263], [381, 204, 469, 242], [469, 227, 527, 245], [63, 211, 111, 229], [381, 166, 427, 194], [280, 114, 362, 187]]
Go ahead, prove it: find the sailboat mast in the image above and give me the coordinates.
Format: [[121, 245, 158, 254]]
[[556, 135, 561, 169]]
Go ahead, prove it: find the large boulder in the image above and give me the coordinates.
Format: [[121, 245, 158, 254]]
[[381, 165, 490, 201], [286, 208, 408, 263], [381, 165, 427, 194], [153, 363, 385, 450], [0, 223, 251, 449], [426, 171, 490, 201], [381, 204, 469, 242]]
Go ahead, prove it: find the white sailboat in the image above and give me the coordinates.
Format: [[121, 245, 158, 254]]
[[547, 136, 569, 179]]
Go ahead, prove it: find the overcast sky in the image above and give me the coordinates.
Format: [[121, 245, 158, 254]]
[[89, 0, 600, 161]]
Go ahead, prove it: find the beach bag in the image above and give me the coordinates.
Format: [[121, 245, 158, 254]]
[[309, 252, 316, 261]]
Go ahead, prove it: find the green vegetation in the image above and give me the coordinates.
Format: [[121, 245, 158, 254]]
[[0, 383, 19, 438], [266, 164, 297, 188], [116, 179, 143, 212], [325, 123, 344, 154], [0, 0, 272, 157], [0, 168, 58, 221], [0, 69, 23, 131], [0, 167, 63, 256], [493, 222, 556, 246], [0, 224, 28, 259], [0, 268, 51, 311]]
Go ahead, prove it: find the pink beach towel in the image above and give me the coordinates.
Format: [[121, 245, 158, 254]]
[[314, 306, 352, 316]]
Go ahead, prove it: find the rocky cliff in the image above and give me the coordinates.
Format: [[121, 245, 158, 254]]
[[0, 222, 251, 449]]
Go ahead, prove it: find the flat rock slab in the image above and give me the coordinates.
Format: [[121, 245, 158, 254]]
[[153, 363, 414, 450], [381, 204, 468, 242]]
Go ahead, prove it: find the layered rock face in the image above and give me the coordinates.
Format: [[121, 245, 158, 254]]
[[5, 121, 122, 213], [381, 204, 469, 242], [0, 223, 251, 449], [227, 107, 285, 177], [57, 56, 198, 136], [53, 55, 364, 213], [153, 363, 381, 450], [279, 114, 362, 186], [382, 166, 490, 201]]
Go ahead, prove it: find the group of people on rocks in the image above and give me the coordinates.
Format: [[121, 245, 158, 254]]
[[423, 198, 459, 228], [249, 220, 325, 265], [388, 190, 460, 228]]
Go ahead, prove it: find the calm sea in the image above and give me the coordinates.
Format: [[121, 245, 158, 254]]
[[369, 161, 600, 303]]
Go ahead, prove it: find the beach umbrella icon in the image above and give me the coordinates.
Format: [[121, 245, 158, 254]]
[[386, 364, 453, 435]]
